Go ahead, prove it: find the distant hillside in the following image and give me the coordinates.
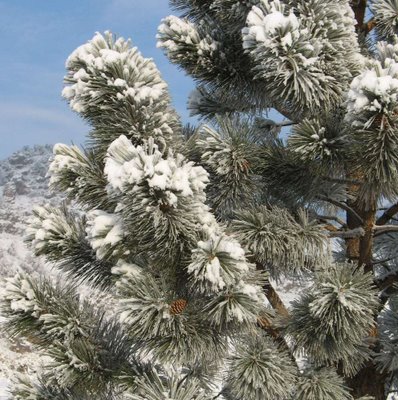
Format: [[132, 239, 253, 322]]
[[0, 145, 61, 397], [0, 145, 64, 276]]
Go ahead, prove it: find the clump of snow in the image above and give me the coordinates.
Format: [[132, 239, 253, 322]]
[[48, 144, 87, 190], [346, 58, 398, 126], [244, 5, 300, 52], [243, 3, 303, 55], [235, 280, 267, 305], [105, 135, 209, 208], [4, 274, 38, 316], [157, 16, 221, 67], [377, 38, 398, 64], [86, 210, 124, 260], [187, 234, 250, 292], [111, 260, 142, 277], [241, 0, 362, 112], [158, 16, 201, 49], [26, 205, 73, 254]]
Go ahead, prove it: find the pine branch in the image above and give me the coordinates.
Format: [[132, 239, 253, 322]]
[[317, 195, 364, 225], [374, 225, 398, 236], [231, 206, 330, 278], [315, 214, 346, 227], [376, 202, 398, 225], [26, 205, 115, 288], [288, 263, 379, 377], [261, 277, 289, 317], [321, 176, 363, 186], [329, 227, 365, 239], [372, 257, 395, 266], [223, 333, 297, 399], [362, 17, 376, 34], [2, 274, 143, 397]]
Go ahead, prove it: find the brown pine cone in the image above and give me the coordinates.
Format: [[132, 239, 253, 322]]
[[169, 299, 188, 315]]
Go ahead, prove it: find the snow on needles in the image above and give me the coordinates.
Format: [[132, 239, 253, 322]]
[[62, 32, 169, 113], [187, 233, 266, 324], [86, 210, 124, 260], [346, 58, 398, 127], [244, 5, 301, 52], [4, 274, 38, 316], [26, 206, 73, 253], [105, 135, 209, 208], [242, 0, 361, 113], [187, 233, 250, 292], [48, 144, 87, 190], [61, 31, 178, 147], [157, 16, 221, 68]]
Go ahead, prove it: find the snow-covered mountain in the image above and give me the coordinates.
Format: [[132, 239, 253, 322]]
[[0, 145, 56, 276], [0, 145, 61, 398]]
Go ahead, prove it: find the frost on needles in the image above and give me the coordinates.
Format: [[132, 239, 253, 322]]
[[5, 1, 398, 399]]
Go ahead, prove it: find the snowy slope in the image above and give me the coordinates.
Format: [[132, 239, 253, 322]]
[[0, 145, 62, 397], [0, 145, 61, 278]]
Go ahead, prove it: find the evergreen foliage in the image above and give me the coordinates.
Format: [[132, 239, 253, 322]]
[[223, 333, 297, 400], [295, 368, 353, 400], [5, 1, 398, 399], [288, 264, 379, 376]]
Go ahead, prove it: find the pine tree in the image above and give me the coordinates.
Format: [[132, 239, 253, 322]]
[[3, 1, 398, 399]]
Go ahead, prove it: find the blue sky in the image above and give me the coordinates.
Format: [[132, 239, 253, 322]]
[[0, 0, 195, 159]]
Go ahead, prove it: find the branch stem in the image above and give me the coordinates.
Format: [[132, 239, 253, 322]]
[[376, 203, 398, 225], [316, 195, 364, 225]]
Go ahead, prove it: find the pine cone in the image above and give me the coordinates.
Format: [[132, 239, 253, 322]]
[[169, 299, 188, 315]]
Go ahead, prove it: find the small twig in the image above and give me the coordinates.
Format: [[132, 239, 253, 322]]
[[316, 195, 364, 225], [254, 263, 289, 322], [329, 227, 365, 239], [255, 262, 299, 367], [278, 120, 296, 127], [316, 214, 346, 227], [177, 373, 190, 389], [321, 176, 363, 185], [376, 272, 398, 291], [374, 225, 398, 237], [376, 202, 398, 225], [257, 119, 297, 130], [372, 258, 394, 266]]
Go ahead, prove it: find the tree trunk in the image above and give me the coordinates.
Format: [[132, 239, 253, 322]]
[[359, 204, 377, 273], [345, 1, 387, 394], [344, 168, 385, 398], [353, 0, 367, 30], [345, 200, 385, 399], [347, 362, 387, 400], [346, 172, 363, 262]]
